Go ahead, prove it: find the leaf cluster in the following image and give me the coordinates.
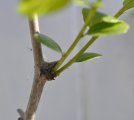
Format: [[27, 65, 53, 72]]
[[18, 0, 134, 75]]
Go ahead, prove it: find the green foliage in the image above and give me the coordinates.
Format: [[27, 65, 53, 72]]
[[73, 0, 88, 6], [88, 17, 129, 36], [82, 9, 129, 36], [18, 0, 71, 16], [18, 0, 90, 16], [82, 8, 106, 26], [123, 0, 134, 10], [76, 52, 102, 62], [34, 33, 62, 54], [90, 0, 102, 8], [17, 0, 134, 75]]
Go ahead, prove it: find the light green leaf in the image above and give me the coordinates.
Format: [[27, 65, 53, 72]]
[[101, 16, 119, 23], [73, 0, 88, 6], [123, 0, 134, 10], [82, 9, 129, 36], [90, 0, 103, 8], [88, 16, 129, 36], [18, 0, 71, 16], [82, 8, 106, 26], [34, 33, 62, 54], [76, 52, 102, 62]]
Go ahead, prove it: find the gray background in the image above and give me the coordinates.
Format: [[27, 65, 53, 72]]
[[0, 0, 134, 120]]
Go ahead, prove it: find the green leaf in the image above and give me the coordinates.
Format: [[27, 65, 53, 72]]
[[76, 52, 102, 62], [73, 0, 88, 6], [90, 0, 103, 8], [34, 33, 62, 54], [82, 8, 106, 26], [18, 0, 71, 16], [88, 16, 129, 36], [123, 0, 134, 10], [101, 16, 120, 23], [82, 9, 129, 36]]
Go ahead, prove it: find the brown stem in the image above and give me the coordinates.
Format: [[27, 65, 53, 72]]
[[28, 15, 43, 65], [23, 14, 47, 120]]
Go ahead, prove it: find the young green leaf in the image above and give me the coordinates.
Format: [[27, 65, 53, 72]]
[[73, 0, 88, 6], [123, 0, 134, 10], [76, 52, 102, 62], [90, 0, 103, 9], [34, 33, 62, 54], [88, 16, 129, 36], [82, 8, 106, 26], [18, 0, 71, 16], [82, 9, 129, 37]]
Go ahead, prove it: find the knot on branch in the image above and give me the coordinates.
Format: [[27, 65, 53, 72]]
[[40, 61, 58, 81]]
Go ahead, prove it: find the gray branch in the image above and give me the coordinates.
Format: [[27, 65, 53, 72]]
[[23, 15, 47, 120]]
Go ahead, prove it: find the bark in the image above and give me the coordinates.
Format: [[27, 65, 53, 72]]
[[17, 15, 47, 120]]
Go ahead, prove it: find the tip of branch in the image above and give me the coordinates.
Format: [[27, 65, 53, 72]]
[[17, 109, 24, 120]]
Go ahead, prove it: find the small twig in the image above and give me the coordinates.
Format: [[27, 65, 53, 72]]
[[54, 4, 98, 71], [55, 36, 98, 75], [114, 7, 126, 18], [23, 14, 46, 120], [18, 14, 58, 120], [20, 15, 57, 120]]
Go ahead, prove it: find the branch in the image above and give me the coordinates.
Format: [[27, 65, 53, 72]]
[[22, 14, 47, 120]]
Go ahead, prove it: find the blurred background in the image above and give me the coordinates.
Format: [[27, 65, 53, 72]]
[[0, 0, 134, 120]]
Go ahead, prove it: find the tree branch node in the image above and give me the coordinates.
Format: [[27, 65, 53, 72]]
[[40, 61, 58, 81]]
